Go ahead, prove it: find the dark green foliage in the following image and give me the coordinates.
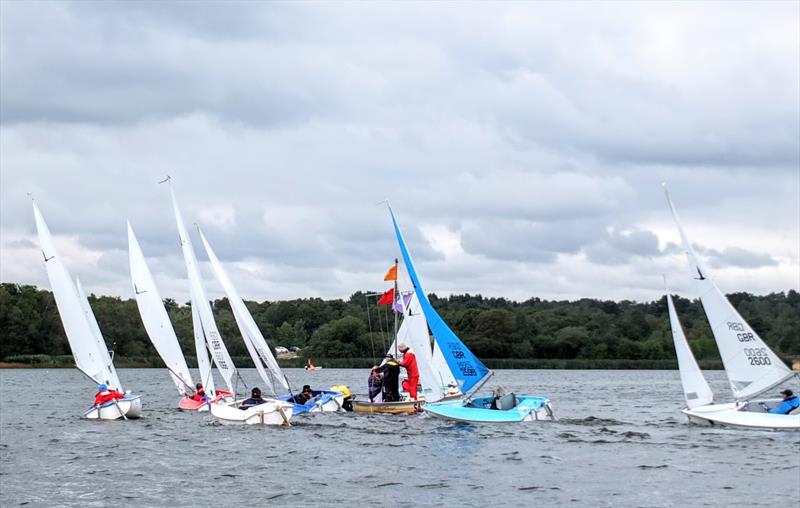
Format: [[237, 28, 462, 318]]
[[1, 283, 798, 367]]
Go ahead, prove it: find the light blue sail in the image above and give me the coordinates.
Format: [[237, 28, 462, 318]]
[[389, 207, 490, 393]]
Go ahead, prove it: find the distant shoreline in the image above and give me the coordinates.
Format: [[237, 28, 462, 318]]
[[0, 356, 733, 370]]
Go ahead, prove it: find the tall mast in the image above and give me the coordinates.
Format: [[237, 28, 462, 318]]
[[393, 258, 399, 357]]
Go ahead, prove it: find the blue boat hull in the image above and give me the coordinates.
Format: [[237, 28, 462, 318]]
[[278, 389, 343, 415], [424, 395, 553, 423]]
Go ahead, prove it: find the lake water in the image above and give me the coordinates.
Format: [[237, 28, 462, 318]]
[[1, 368, 798, 507]]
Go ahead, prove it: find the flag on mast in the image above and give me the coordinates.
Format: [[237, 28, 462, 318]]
[[383, 265, 397, 281], [377, 288, 395, 305]]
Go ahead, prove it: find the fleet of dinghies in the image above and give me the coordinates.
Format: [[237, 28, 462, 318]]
[[663, 186, 800, 430], [30, 182, 798, 430]]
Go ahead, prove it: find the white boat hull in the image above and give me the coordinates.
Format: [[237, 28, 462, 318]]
[[683, 401, 800, 430], [84, 395, 142, 420], [210, 398, 294, 426], [309, 393, 345, 413]]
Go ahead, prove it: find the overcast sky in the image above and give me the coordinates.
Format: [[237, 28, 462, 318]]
[[1, 1, 798, 304]]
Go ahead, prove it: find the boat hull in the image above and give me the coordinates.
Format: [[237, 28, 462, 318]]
[[178, 390, 234, 412], [278, 390, 345, 415], [351, 398, 423, 414], [210, 398, 294, 426], [683, 401, 800, 430], [424, 396, 553, 423], [84, 395, 142, 420]]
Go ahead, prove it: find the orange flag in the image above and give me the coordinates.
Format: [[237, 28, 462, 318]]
[[383, 265, 397, 281]]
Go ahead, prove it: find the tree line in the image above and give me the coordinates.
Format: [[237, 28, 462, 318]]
[[1, 283, 798, 367]]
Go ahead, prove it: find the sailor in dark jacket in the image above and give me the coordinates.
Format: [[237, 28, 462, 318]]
[[239, 387, 267, 410], [374, 354, 400, 402]]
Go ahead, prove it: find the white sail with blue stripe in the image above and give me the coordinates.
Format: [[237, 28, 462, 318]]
[[388, 207, 491, 394]]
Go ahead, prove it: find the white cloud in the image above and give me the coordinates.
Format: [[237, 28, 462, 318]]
[[1, 2, 797, 303]]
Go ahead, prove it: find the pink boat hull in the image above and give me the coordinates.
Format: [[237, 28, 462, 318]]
[[178, 390, 233, 411]]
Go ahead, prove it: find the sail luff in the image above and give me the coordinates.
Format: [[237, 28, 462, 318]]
[[192, 302, 216, 395], [32, 201, 119, 390], [74, 278, 122, 391], [388, 206, 490, 393], [169, 184, 238, 393], [198, 227, 287, 394], [664, 186, 792, 401], [128, 223, 193, 395], [665, 286, 714, 409], [395, 292, 443, 402]]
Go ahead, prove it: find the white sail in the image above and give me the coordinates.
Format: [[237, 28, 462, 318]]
[[431, 341, 458, 391], [396, 292, 442, 402], [664, 186, 794, 401], [128, 223, 193, 395], [74, 278, 123, 391], [665, 288, 714, 409], [32, 201, 120, 389], [169, 184, 238, 393], [198, 227, 287, 395], [192, 302, 215, 394]]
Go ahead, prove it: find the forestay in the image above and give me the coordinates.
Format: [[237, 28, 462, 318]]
[[169, 184, 238, 393], [32, 201, 122, 390], [128, 223, 193, 395], [192, 302, 216, 394], [389, 206, 490, 393], [395, 292, 442, 402], [665, 288, 714, 409], [199, 228, 288, 396], [665, 187, 795, 401]]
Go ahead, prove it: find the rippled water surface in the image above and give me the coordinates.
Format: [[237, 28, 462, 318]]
[[1, 368, 798, 507]]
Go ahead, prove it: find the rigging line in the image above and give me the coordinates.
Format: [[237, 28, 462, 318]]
[[365, 293, 376, 364]]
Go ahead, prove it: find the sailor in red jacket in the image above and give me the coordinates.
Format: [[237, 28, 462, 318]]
[[397, 343, 420, 400], [191, 383, 209, 402], [94, 384, 125, 406]]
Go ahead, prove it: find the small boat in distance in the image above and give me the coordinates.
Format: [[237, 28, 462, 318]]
[[33, 200, 141, 420], [385, 205, 554, 423], [664, 185, 799, 430]]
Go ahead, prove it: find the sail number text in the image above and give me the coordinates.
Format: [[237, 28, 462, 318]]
[[743, 347, 771, 366], [727, 322, 755, 342]]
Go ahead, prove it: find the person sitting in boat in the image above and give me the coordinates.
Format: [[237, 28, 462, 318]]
[[94, 384, 125, 407], [397, 343, 420, 400], [239, 387, 267, 410], [191, 383, 208, 402], [292, 385, 315, 404], [767, 389, 800, 415], [305, 358, 316, 370], [373, 354, 400, 402], [368, 369, 383, 402]]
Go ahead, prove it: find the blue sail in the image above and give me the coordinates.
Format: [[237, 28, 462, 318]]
[[389, 207, 490, 393]]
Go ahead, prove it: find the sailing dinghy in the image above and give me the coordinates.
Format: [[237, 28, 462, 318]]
[[386, 206, 554, 423], [197, 226, 343, 415], [128, 222, 228, 410], [167, 180, 290, 424], [33, 201, 141, 420], [664, 186, 799, 430]]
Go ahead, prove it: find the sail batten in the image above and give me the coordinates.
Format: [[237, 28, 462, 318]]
[[664, 187, 792, 401], [388, 207, 489, 393]]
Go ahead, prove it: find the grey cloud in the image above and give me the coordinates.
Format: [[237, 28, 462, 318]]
[[584, 228, 662, 265], [705, 247, 779, 269]]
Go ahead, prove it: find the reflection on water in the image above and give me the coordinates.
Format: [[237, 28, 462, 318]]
[[1, 368, 798, 507]]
